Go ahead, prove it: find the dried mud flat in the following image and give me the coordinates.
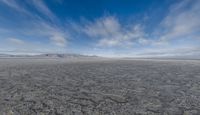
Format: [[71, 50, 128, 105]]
[[0, 58, 200, 115]]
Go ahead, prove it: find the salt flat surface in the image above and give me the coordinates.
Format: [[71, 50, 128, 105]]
[[0, 58, 200, 115]]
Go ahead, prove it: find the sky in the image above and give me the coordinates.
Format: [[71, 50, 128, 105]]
[[0, 0, 200, 57]]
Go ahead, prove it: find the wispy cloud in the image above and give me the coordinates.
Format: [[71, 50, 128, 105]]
[[0, 0, 30, 14], [30, 0, 57, 21], [0, 0, 68, 48], [135, 46, 200, 58], [7, 38, 25, 45], [1, 0, 56, 20], [49, 33, 67, 47], [83, 16, 147, 47], [31, 21, 68, 47], [80, 0, 200, 57], [0, 0, 199, 57], [159, 0, 200, 41]]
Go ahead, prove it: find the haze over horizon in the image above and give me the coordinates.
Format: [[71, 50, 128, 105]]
[[0, 0, 200, 57]]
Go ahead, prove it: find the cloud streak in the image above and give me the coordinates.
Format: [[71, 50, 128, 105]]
[[31, 21, 68, 47], [160, 0, 200, 41], [0, 0, 68, 48], [8, 38, 25, 45], [83, 16, 147, 47], [30, 0, 58, 21], [0, 0, 30, 15], [0, 0, 199, 57]]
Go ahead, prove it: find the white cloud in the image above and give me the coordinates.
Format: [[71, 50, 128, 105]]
[[1, 0, 19, 9], [83, 16, 147, 47], [0, 0, 30, 14], [30, 0, 57, 21], [32, 21, 68, 47], [0, 0, 67, 47], [0, 28, 9, 33], [1, 0, 200, 57], [138, 38, 150, 45], [8, 38, 25, 45], [1, 0, 56, 20], [50, 32, 67, 47], [84, 16, 121, 37], [135, 46, 200, 58], [160, 0, 200, 41], [82, 2, 200, 57]]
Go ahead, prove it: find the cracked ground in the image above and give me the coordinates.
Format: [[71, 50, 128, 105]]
[[0, 58, 200, 115]]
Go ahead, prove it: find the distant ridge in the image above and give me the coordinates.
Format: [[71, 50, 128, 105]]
[[0, 53, 199, 60], [0, 53, 99, 58], [38, 53, 98, 58]]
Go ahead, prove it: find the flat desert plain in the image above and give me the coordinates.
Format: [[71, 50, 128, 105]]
[[0, 58, 200, 115]]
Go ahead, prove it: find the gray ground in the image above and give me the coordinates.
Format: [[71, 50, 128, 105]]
[[0, 58, 200, 115]]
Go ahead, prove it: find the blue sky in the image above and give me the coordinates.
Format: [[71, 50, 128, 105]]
[[0, 0, 200, 57]]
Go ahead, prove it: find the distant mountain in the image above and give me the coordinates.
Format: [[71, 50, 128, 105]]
[[0, 54, 36, 57], [0, 53, 99, 58], [38, 53, 98, 58], [0, 54, 10, 57]]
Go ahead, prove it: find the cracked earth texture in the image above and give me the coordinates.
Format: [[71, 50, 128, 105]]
[[0, 58, 200, 115]]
